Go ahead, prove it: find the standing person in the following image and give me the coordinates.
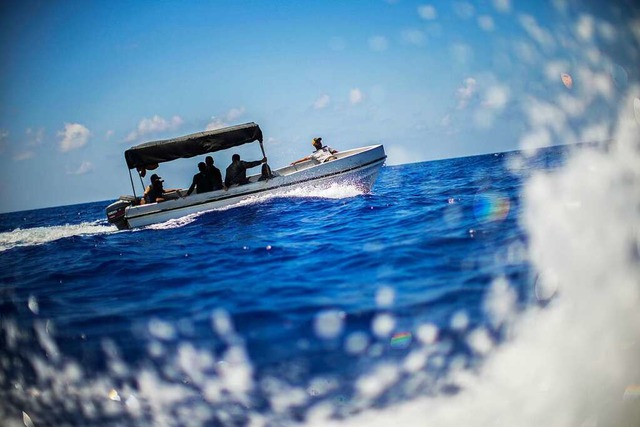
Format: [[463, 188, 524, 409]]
[[291, 137, 338, 165], [205, 156, 224, 190], [143, 174, 181, 204], [224, 154, 267, 187], [186, 162, 214, 196]]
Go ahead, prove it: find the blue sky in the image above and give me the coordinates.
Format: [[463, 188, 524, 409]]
[[1, 0, 638, 212]]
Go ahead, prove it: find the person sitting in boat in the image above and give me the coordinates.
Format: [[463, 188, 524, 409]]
[[142, 174, 181, 204], [224, 154, 267, 187], [205, 156, 224, 190], [291, 137, 338, 166], [186, 162, 214, 196]]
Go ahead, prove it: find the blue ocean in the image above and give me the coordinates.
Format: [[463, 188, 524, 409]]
[[1, 144, 639, 427]]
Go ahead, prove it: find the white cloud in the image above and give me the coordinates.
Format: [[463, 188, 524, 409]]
[[58, 123, 90, 152], [482, 85, 510, 110], [514, 41, 538, 64], [225, 107, 245, 122], [417, 5, 437, 20], [126, 115, 183, 142], [68, 161, 94, 175], [313, 94, 330, 110], [13, 150, 35, 161], [523, 98, 567, 135], [350, 88, 363, 105], [105, 130, 114, 139], [456, 77, 477, 109], [401, 29, 426, 46], [492, 0, 511, 13], [557, 94, 587, 118], [518, 14, 554, 49], [26, 128, 44, 146], [206, 118, 227, 131], [369, 36, 389, 52], [597, 21, 617, 42], [543, 60, 570, 82], [575, 14, 595, 41], [206, 107, 246, 130], [478, 15, 495, 32]]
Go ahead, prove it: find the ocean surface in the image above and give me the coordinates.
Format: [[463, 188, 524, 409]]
[[1, 144, 639, 427]]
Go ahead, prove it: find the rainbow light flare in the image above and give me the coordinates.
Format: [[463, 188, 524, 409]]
[[473, 192, 511, 223], [390, 332, 412, 349], [623, 384, 640, 400]]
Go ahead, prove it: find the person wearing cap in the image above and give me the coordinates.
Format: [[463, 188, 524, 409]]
[[142, 173, 181, 204], [291, 137, 338, 166], [186, 162, 214, 196], [224, 153, 267, 187]]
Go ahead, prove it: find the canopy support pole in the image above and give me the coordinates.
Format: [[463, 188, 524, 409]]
[[259, 141, 267, 159], [128, 169, 138, 200]]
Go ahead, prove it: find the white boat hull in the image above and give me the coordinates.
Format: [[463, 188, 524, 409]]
[[115, 144, 386, 229]]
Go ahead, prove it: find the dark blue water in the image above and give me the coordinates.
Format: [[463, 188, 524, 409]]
[[0, 147, 569, 426]]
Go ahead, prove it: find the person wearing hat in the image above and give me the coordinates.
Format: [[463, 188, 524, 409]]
[[142, 173, 181, 204], [291, 137, 338, 166]]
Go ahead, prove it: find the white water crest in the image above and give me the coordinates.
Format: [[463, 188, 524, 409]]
[[145, 212, 203, 230], [147, 182, 365, 228], [306, 94, 640, 427], [0, 221, 116, 252]]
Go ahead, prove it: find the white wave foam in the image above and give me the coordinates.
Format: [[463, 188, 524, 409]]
[[0, 221, 117, 252], [147, 183, 365, 228], [276, 183, 364, 200], [145, 212, 204, 230]]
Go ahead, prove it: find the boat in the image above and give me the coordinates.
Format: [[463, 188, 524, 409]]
[[105, 122, 386, 230]]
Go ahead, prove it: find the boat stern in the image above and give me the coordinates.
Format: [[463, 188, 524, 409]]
[[106, 197, 135, 230]]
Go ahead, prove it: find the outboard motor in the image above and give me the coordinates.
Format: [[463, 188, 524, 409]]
[[106, 196, 136, 230]]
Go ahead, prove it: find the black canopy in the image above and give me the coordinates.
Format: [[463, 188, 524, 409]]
[[124, 122, 264, 170]]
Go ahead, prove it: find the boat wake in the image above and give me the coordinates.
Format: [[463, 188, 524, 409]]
[[147, 183, 366, 229], [0, 221, 117, 252]]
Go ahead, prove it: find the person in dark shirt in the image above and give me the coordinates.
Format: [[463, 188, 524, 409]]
[[143, 173, 181, 204], [224, 154, 267, 187], [205, 156, 224, 190], [186, 162, 214, 196]]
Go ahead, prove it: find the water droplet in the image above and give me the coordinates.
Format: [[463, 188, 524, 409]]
[[372, 313, 395, 337], [416, 323, 439, 344], [27, 295, 39, 314], [450, 311, 469, 331], [148, 319, 176, 340], [23, 411, 35, 427], [345, 331, 369, 354], [375, 286, 395, 307], [314, 310, 345, 339], [108, 388, 121, 401]]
